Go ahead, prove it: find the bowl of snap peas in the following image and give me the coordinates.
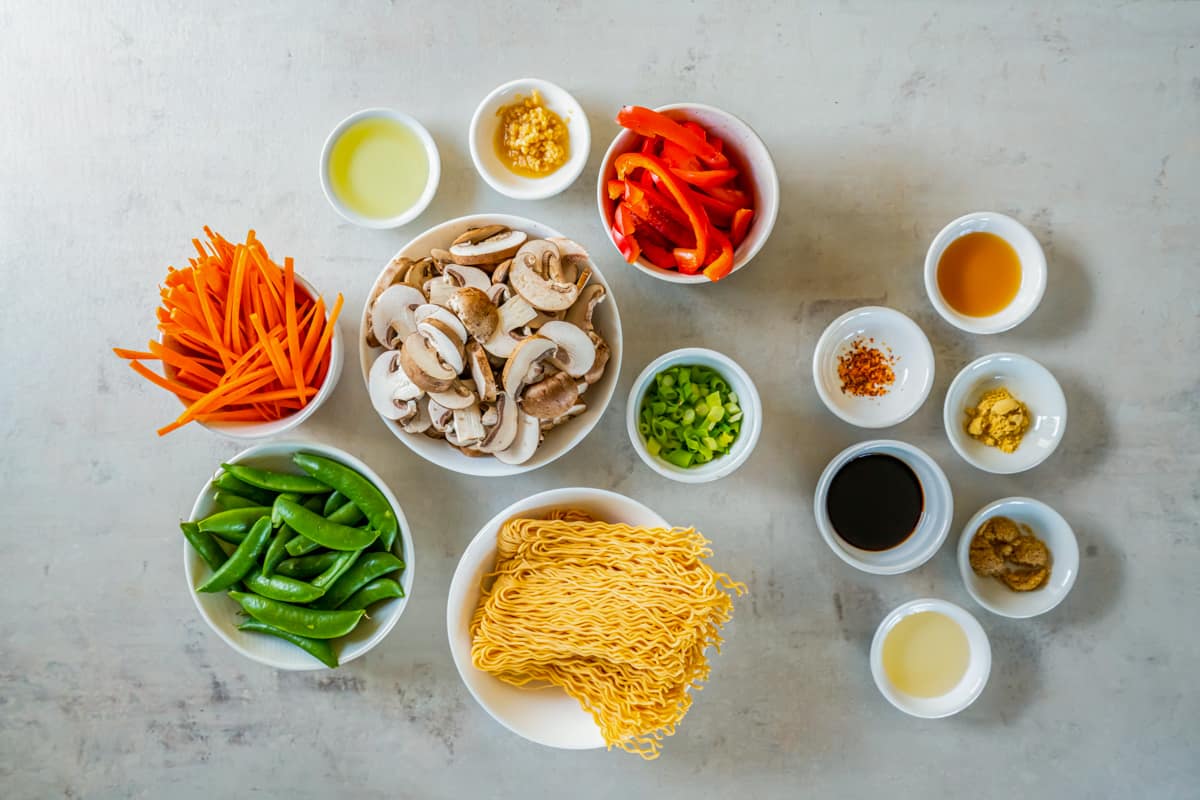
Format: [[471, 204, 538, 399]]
[[184, 441, 414, 670]]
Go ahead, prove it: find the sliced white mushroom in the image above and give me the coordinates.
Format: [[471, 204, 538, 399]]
[[509, 240, 589, 312], [417, 318, 465, 374], [492, 258, 513, 285], [481, 403, 499, 427], [477, 393, 519, 453], [540, 402, 587, 430], [486, 283, 509, 306], [368, 350, 423, 420], [447, 229, 527, 265], [496, 294, 537, 334], [399, 331, 456, 391], [481, 327, 525, 359], [443, 264, 491, 292], [423, 276, 457, 308], [547, 237, 593, 284], [404, 258, 438, 290], [519, 371, 580, 419], [467, 341, 497, 402], [369, 284, 426, 350], [427, 397, 454, 433], [565, 284, 607, 333], [452, 403, 485, 445], [401, 397, 433, 434], [494, 411, 541, 465], [502, 336, 557, 399], [413, 304, 467, 343], [583, 331, 609, 385], [447, 287, 498, 342], [538, 320, 596, 378], [427, 380, 476, 410]]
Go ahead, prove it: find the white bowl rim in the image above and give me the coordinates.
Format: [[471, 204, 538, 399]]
[[319, 107, 442, 229], [923, 211, 1047, 334], [468, 77, 590, 201], [811, 305, 935, 429], [956, 496, 1080, 618], [869, 597, 992, 718], [625, 347, 763, 483], [942, 351, 1068, 475], [594, 102, 780, 285], [184, 440, 414, 670]]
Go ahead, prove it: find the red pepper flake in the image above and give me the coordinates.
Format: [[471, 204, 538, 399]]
[[837, 339, 896, 397]]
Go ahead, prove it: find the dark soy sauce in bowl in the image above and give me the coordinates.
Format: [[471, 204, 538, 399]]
[[826, 454, 924, 551]]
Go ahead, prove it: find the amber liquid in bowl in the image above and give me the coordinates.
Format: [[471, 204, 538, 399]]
[[936, 232, 1021, 317]]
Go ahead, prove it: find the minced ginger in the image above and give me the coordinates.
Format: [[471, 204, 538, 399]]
[[969, 515, 1051, 592], [965, 387, 1030, 453], [494, 90, 569, 176]]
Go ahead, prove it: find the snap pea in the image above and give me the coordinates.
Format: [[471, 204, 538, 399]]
[[274, 498, 377, 551], [241, 569, 326, 603], [198, 507, 272, 536], [314, 552, 405, 609], [270, 493, 302, 527], [275, 551, 341, 579], [212, 472, 276, 506], [340, 577, 405, 610], [311, 548, 363, 589], [285, 500, 366, 556], [228, 591, 364, 639], [213, 490, 261, 510], [197, 517, 272, 593], [323, 490, 348, 516], [180, 521, 227, 572], [221, 463, 330, 494], [237, 620, 338, 668], [261, 525, 296, 577], [293, 453, 398, 550]]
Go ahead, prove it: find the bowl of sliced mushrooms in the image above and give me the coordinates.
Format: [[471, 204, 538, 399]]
[[359, 214, 622, 476]]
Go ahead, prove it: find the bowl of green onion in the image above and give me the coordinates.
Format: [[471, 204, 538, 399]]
[[626, 348, 762, 483]]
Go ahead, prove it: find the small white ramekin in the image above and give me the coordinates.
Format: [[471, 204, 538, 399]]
[[319, 107, 441, 229], [626, 348, 762, 483], [870, 598, 991, 718]]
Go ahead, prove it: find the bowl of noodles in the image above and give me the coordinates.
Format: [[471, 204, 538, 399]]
[[446, 487, 745, 758]]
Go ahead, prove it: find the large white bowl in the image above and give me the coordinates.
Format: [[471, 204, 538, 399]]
[[957, 497, 1079, 618], [446, 488, 670, 750], [943, 353, 1067, 474], [596, 103, 779, 284], [358, 214, 623, 477], [185, 441, 414, 670]]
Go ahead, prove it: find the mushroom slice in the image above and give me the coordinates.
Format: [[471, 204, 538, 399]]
[[401, 398, 433, 434], [494, 411, 541, 465], [467, 341, 497, 402], [399, 331, 456, 391], [369, 284, 425, 350], [547, 237, 593, 284], [583, 332, 609, 385], [564, 284, 607, 333], [519, 371, 580, 419], [417, 318, 465, 374], [427, 380, 476, 410], [366, 256, 413, 312], [427, 397, 454, 433], [423, 276, 456, 308], [540, 402, 587, 430], [443, 264, 491, 291], [496, 294, 537, 332], [413, 304, 467, 343], [481, 326, 525, 359], [528, 309, 565, 330], [448, 229, 527, 265], [452, 225, 509, 246], [486, 283, 509, 306], [447, 287, 498, 342], [538, 321, 596, 378], [477, 392, 519, 453], [452, 404, 485, 445], [457, 445, 489, 457], [509, 240, 589, 312], [492, 258, 512, 285], [404, 257, 438, 290], [368, 350, 423, 420], [502, 336, 557, 399]]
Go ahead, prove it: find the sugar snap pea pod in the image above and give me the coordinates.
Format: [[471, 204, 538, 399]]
[[311, 548, 363, 589], [261, 525, 296, 577], [276, 551, 341, 578], [197, 517, 272, 593], [292, 453, 398, 549], [241, 569, 326, 603], [285, 533, 322, 557], [198, 506, 273, 536], [228, 591, 364, 639], [213, 472, 277, 506], [314, 552, 405, 609], [270, 493, 302, 526], [340, 577, 405, 610], [286, 500, 366, 556], [275, 498, 377, 551], [237, 619, 338, 668], [213, 490, 261, 510], [221, 463, 330, 494], [181, 521, 227, 572], [323, 490, 348, 516]]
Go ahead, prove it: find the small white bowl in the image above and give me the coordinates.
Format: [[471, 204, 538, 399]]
[[185, 441, 414, 670], [468, 78, 590, 201], [870, 598, 991, 719], [625, 348, 762, 483], [943, 353, 1067, 474], [165, 274, 343, 440], [447, 487, 670, 749], [596, 103, 779, 284], [812, 306, 935, 428], [319, 107, 441, 229], [358, 213, 623, 477], [813, 440, 953, 575], [957, 497, 1079, 618], [924, 211, 1047, 334]]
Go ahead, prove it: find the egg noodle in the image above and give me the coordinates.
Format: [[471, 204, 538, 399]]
[[470, 510, 745, 759]]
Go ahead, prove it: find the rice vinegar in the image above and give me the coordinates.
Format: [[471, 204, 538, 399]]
[[882, 611, 969, 697]]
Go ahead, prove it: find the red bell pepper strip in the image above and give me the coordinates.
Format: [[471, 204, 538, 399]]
[[674, 249, 702, 274], [628, 175, 691, 228], [730, 208, 754, 247], [614, 202, 638, 238], [702, 225, 735, 281], [610, 225, 641, 264], [607, 179, 626, 201], [615, 153, 709, 265], [670, 167, 738, 189], [627, 202, 696, 248], [659, 140, 702, 171], [700, 183, 751, 209], [616, 106, 729, 169], [639, 135, 660, 156], [693, 190, 736, 226], [639, 239, 677, 270]]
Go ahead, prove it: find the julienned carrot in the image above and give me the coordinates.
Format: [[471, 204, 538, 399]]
[[117, 228, 343, 436]]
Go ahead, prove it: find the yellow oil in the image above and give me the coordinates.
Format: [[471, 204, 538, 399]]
[[882, 611, 969, 697], [328, 117, 428, 220]]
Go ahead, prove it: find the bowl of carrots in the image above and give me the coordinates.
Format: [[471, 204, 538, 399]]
[[114, 228, 345, 438], [596, 104, 779, 284]]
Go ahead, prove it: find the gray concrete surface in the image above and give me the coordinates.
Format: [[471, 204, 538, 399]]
[[1, 1, 1197, 797]]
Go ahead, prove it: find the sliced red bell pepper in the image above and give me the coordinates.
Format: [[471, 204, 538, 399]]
[[700, 183, 751, 209], [613, 202, 638, 238], [628, 177, 690, 227], [702, 225, 735, 281], [730, 208, 754, 247], [638, 239, 676, 270], [693, 190, 736, 226], [670, 167, 738, 189], [616, 106, 729, 169], [633, 220, 672, 249], [659, 140, 702, 171], [610, 225, 641, 264], [707, 134, 725, 154], [607, 179, 626, 201], [616, 153, 709, 265], [639, 135, 660, 156], [674, 249, 702, 274], [627, 202, 696, 248]]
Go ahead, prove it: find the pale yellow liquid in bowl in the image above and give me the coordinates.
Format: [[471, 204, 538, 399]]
[[328, 117, 429, 220], [882, 611, 969, 697]]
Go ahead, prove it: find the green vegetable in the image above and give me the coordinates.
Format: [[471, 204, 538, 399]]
[[241, 569, 326, 603], [228, 591, 364, 639], [237, 619, 338, 668], [197, 517, 273, 593], [340, 578, 405, 610], [285, 500, 366, 557], [274, 497, 377, 551], [197, 506, 272, 536], [220, 463, 331, 494], [180, 521, 227, 572], [313, 552, 405, 610], [275, 551, 342, 579], [292, 453, 399, 551], [638, 364, 742, 468], [212, 472, 276, 506]]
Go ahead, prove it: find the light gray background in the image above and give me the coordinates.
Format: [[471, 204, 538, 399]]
[[2, 2, 1197, 798]]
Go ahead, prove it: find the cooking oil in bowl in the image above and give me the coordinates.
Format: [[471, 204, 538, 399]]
[[328, 116, 429, 221], [881, 610, 969, 697], [936, 231, 1021, 317]]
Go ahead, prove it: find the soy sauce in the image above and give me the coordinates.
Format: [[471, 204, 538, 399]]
[[826, 454, 923, 551]]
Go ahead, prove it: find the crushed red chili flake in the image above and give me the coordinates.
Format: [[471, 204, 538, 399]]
[[837, 338, 896, 397]]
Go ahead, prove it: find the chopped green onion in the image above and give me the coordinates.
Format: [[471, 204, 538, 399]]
[[638, 363, 743, 469]]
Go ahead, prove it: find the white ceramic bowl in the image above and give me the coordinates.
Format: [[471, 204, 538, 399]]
[[358, 213, 623, 477], [943, 353, 1067, 474], [468, 78, 590, 201], [870, 598, 991, 719], [319, 107, 441, 229], [165, 274, 343, 440], [596, 103, 779, 284], [626, 348, 762, 483], [957, 497, 1079, 618], [185, 441, 414, 670], [924, 211, 1047, 334], [812, 306, 935, 428], [813, 440, 953, 575], [447, 487, 670, 749]]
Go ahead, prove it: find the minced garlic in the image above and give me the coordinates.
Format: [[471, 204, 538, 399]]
[[494, 90, 569, 177]]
